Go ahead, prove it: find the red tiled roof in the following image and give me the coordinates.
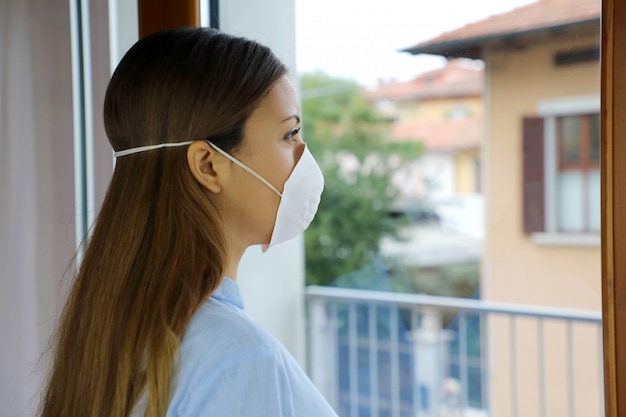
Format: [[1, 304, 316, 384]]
[[392, 117, 482, 151], [366, 61, 483, 101], [403, 0, 600, 59]]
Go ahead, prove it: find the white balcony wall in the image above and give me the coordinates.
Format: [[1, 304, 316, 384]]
[[218, 0, 306, 367]]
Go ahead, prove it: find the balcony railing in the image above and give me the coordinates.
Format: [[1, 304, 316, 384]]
[[306, 286, 603, 417]]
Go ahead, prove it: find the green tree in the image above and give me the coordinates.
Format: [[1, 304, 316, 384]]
[[302, 72, 422, 286]]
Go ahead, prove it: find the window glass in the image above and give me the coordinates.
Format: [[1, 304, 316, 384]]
[[297, 1, 602, 416], [590, 113, 601, 162], [559, 115, 582, 164]]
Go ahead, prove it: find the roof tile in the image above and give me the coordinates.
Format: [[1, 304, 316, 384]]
[[366, 61, 483, 100], [405, 0, 600, 57]]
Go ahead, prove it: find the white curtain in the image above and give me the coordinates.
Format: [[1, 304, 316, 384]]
[[557, 171, 584, 232], [588, 169, 601, 232], [557, 169, 601, 233], [0, 1, 77, 416]]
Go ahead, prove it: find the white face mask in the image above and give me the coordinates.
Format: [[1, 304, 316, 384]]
[[113, 140, 324, 251], [207, 141, 324, 251]]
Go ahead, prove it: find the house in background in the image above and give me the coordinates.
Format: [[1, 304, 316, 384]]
[[367, 60, 483, 202], [403, 0, 602, 416], [367, 61, 485, 272]]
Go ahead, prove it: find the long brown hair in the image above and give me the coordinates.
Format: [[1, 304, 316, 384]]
[[40, 28, 286, 417]]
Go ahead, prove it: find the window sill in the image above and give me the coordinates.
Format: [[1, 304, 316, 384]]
[[531, 232, 600, 247]]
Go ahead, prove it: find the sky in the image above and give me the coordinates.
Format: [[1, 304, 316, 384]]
[[295, 0, 537, 86]]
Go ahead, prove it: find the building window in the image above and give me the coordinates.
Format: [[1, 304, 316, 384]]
[[522, 95, 600, 244], [445, 104, 471, 120]]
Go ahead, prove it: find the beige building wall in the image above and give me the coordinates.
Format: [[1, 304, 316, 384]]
[[482, 27, 601, 417], [454, 148, 480, 194]]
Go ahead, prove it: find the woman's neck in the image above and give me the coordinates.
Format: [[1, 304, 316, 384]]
[[224, 240, 246, 281]]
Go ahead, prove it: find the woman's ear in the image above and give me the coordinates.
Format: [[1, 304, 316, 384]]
[[187, 141, 224, 193]]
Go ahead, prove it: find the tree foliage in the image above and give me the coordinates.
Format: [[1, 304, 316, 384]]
[[302, 72, 422, 286]]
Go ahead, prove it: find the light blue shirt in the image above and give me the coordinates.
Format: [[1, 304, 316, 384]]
[[165, 277, 338, 417]]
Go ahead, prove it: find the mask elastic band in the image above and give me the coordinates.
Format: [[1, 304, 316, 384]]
[[113, 140, 282, 198], [206, 141, 282, 197], [113, 141, 194, 157]]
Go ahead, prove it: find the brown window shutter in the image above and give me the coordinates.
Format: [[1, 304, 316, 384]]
[[522, 117, 545, 234]]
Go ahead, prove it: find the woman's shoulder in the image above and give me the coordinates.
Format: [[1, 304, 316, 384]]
[[181, 297, 281, 360], [168, 297, 339, 417]]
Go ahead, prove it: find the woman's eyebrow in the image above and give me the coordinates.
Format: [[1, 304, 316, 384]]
[[280, 114, 300, 124]]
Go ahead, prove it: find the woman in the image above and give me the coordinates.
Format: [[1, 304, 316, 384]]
[[40, 27, 335, 417]]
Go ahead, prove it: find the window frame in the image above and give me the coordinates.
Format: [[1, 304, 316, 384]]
[[601, 0, 625, 414]]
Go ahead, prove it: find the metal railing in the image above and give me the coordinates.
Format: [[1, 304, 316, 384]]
[[306, 286, 603, 417]]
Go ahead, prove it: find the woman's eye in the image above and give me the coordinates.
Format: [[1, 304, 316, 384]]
[[285, 127, 301, 141]]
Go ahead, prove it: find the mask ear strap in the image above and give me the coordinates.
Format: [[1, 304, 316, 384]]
[[206, 141, 283, 197], [113, 141, 194, 157]]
